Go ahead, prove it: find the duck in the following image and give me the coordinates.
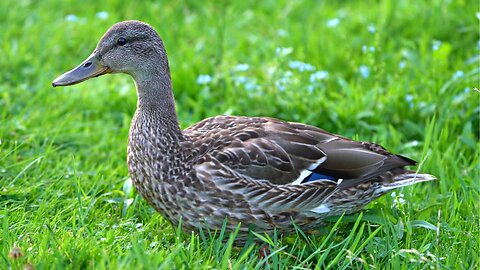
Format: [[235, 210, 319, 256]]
[[52, 20, 435, 241]]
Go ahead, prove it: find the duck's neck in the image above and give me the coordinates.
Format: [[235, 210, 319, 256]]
[[133, 68, 182, 137], [128, 69, 192, 187]]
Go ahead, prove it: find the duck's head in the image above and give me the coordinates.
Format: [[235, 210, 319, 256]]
[[53, 20, 169, 87]]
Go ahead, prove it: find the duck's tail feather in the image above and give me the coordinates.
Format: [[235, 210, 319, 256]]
[[380, 173, 436, 192]]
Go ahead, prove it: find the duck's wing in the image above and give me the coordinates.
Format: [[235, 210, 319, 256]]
[[183, 115, 416, 188]]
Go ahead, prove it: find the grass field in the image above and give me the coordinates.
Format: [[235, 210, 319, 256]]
[[1, 0, 479, 269]]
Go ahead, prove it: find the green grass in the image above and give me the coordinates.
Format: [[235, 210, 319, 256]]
[[0, 0, 478, 269]]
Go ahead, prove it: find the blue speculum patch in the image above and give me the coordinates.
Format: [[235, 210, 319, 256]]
[[303, 172, 337, 183]]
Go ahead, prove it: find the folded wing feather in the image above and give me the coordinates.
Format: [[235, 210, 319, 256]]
[[184, 115, 415, 190]]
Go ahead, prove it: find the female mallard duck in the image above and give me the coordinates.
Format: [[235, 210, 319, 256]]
[[53, 20, 435, 240]]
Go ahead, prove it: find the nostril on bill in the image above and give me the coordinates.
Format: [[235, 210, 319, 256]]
[[83, 62, 92, 68]]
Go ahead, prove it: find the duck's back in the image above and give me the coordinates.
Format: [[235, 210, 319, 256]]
[[183, 115, 416, 188]]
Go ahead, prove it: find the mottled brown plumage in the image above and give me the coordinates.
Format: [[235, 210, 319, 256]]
[[53, 20, 436, 241]]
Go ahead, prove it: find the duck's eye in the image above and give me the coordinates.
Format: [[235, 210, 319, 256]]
[[117, 37, 127, 46]]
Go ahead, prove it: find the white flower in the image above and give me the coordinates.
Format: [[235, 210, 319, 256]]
[[234, 63, 249, 72], [233, 76, 259, 92], [359, 65, 370, 78], [234, 76, 247, 84], [368, 24, 376, 34], [326, 18, 340, 28], [289, 61, 316, 72], [277, 29, 288, 37], [405, 94, 414, 108], [196, 74, 212, 85], [96, 11, 109, 20], [275, 78, 289, 91], [275, 47, 293, 57], [432, 40, 442, 51], [244, 81, 259, 91], [362, 45, 375, 53], [309, 71, 329, 82], [392, 192, 406, 208], [284, 71, 293, 78], [275, 82, 285, 91], [452, 70, 464, 80], [65, 14, 79, 22]]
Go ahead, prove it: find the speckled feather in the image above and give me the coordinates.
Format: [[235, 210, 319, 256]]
[[54, 20, 436, 241], [127, 110, 433, 239]]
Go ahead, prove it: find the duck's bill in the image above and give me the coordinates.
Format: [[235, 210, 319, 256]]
[[52, 52, 110, 87]]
